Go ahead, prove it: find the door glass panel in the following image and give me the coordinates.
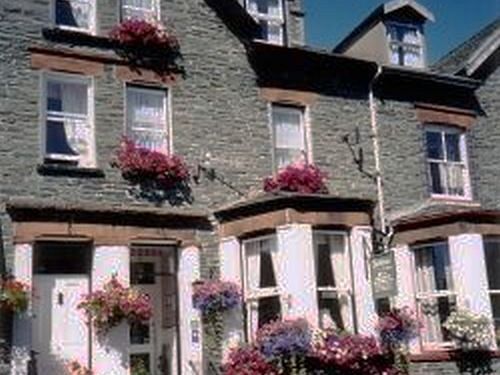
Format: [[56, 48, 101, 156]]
[[130, 322, 151, 345], [130, 353, 151, 375], [131, 262, 156, 285], [34, 243, 91, 274]]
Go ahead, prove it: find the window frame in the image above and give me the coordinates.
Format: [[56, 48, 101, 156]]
[[412, 241, 457, 350], [313, 230, 354, 331], [40, 71, 96, 168], [119, 0, 160, 22], [51, 0, 96, 34], [269, 103, 310, 172], [482, 237, 500, 347], [124, 84, 171, 153], [425, 124, 472, 200], [386, 21, 425, 68], [242, 234, 282, 340], [245, 0, 286, 45]]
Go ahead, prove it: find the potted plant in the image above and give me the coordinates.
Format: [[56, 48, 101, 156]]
[[263, 162, 329, 194], [0, 275, 29, 348], [443, 309, 493, 351], [66, 360, 93, 375], [78, 276, 153, 335]]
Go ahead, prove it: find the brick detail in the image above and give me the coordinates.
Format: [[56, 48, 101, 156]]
[[415, 103, 476, 129], [31, 51, 105, 75], [115, 65, 176, 85], [259, 87, 318, 106]]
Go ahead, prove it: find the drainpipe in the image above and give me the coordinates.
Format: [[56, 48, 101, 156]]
[[369, 66, 386, 237]]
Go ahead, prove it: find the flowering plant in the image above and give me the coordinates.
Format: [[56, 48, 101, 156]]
[[443, 309, 493, 350], [223, 346, 278, 375], [256, 319, 312, 358], [192, 280, 241, 316], [0, 275, 29, 313], [110, 19, 179, 51], [66, 360, 93, 375], [78, 276, 153, 335], [112, 138, 190, 191], [378, 306, 421, 348], [263, 162, 328, 194]]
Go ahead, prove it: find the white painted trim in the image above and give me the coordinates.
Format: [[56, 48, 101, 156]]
[[50, 0, 97, 35], [244, 0, 285, 45], [385, 21, 425, 68]]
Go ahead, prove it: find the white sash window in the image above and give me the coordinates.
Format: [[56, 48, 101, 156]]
[[483, 238, 500, 346], [425, 126, 470, 199], [54, 0, 95, 33], [246, 0, 285, 45], [271, 104, 307, 171], [313, 232, 352, 331], [126, 86, 169, 152], [387, 23, 424, 68], [243, 236, 282, 339], [121, 0, 160, 22], [42, 74, 94, 168], [414, 243, 456, 348]]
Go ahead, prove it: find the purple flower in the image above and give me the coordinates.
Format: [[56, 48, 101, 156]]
[[192, 280, 241, 315], [256, 319, 312, 358]]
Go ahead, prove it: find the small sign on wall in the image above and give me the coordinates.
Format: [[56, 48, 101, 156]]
[[371, 251, 397, 300], [191, 319, 201, 347]]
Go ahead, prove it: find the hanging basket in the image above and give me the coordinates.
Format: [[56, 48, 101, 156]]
[[0, 309, 13, 351]]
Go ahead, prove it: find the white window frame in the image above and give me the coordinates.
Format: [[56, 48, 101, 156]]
[[40, 72, 95, 168], [425, 125, 472, 200], [386, 21, 425, 68], [242, 234, 282, 340], [245, 0, 285, 45], [269, 103, 310, 172], [120, 0, 160, 22], [51, 0, 96, 34], [313, 230, 353, 331], [124, 84, 171, 153], [412, 241, 457, 350], [483, 237, 500, 348]]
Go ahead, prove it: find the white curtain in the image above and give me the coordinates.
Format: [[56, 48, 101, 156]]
[[416, 247, 444, 344], [273, 107, 304, 167], [127, 88, 167, 151], [248, 0, 281, 17], [446, 164, 464, 196], [329, 235, 351, 328], [403, 45, 423, 67], [66, 0, 93, 29], [122, 0, 157, 21]]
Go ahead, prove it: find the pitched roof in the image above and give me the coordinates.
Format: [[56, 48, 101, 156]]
[[432, 17, 500, 77], [334, 0, 434, 53]]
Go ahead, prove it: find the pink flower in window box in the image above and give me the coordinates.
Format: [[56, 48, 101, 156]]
[[110, 19, 179, 51], [263, 162, 329, 194]]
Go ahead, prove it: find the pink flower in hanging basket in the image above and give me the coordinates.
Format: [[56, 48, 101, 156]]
[[263, 162, 329, 194], [111, 138, 190, 190]]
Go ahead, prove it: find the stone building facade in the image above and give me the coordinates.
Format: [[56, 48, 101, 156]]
[[0, 0, 499, 374]]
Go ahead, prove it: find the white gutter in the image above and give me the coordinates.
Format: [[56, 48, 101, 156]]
[[369, 66, 386, 235]]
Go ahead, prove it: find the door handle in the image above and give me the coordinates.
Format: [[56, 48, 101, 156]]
[[57, 292, 63, 305]]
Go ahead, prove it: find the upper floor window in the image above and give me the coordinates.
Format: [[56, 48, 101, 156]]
[[483, 238, 500, 346], [313, 232, 352, 331], [425, 126, 470, 199], [126, 86, 169, 152], [42, 73, 94, 168], [243, 236, 282, 339], [271, 104, 307, 171], [54, 0, 95, 33], [121, 0, 159, 22], [387, 23, 424, 68], [413, 242, 456, 348], [246, 0, 285, 45]]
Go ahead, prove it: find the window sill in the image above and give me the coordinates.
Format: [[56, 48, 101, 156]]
[[42, 27, 115, 50], [37, 163, 105, 178], [430, 194, 476, 204]]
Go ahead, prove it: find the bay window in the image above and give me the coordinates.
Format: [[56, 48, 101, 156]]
[[387, 22, 424, 67], [54, 0, 95, 33], [246, 0, 285, 45], [425, 126, 470, 199], [483, 238, 500, 345], [313, 232, 352, 331], [243, 236, 282, 339], [42, 73, 94, 168], [126, 86, 169, 152], [414, 243, 456, 348], [271, 104, 307, 171], [121, 0, 160, 22]]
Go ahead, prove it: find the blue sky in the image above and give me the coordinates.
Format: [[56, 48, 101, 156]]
[[304, 0, 500, 63]]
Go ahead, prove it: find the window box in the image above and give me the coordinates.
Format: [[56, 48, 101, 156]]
[[263, 162, 328, 194]]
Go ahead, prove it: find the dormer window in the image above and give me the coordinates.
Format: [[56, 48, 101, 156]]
[[246, 0, 285, 45], [53, 0, 95, 33], [387, 22, 424, 67], [121, 0, 159, 22]]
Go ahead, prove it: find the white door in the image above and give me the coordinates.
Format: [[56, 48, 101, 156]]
[[32, 275, 90, 374]]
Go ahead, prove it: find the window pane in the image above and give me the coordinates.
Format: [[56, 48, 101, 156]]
[[445, 133, 461, 162], [46, 120, 80, 157], [56, 0, 91, 29], [390, 44, 401, 65], [415, 244, 452, 292], [428, 162, 444, 194], [316, 241, 335, 287], [485, 241, 500, 290], [419, 296, 456, 344], [401, 27, 420, 44], [131, 262, 156, 285], [426, 132, 444, 160], [490, 294, 500, 345], [130, 322, 150, 344], [273, 108, 303, 149], [318, 293, 344, 331], [259, 248, 277, 288], [403, 45, 422, 67], [258, 296, 281, 328], [48, 81, 87, 115], [445, 164, 464, 196], [34, 243, 91, 274], [432, 244, 452, 291]]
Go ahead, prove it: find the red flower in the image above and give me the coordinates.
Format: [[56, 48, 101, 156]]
[[110, 19, 178, 51], [263, 162, 328, 194], [112, 138, 190, 190], [223, 346, 278, 375]]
